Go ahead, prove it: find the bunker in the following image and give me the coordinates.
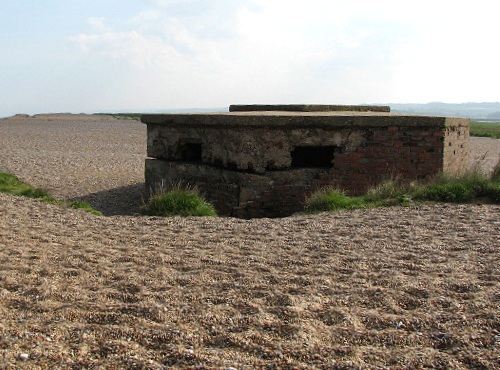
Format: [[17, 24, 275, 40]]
[[142, 105, 469, 218]]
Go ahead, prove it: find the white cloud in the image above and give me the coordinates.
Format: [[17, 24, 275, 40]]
[[88, 17, 108, 32], [384, 1, 500, 102], [68, 0, 500, 109], [71, 31, 179, 68]]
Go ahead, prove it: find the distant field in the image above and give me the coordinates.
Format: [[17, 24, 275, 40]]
[[470, 121, 500, 139]]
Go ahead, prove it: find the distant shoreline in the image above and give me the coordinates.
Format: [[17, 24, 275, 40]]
[[3, 101, 500, 120]]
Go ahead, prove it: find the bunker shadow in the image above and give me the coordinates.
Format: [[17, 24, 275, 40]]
[[69, 183, 147, 216]]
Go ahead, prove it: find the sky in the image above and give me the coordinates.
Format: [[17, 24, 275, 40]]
[[0, 0, 499, 117]]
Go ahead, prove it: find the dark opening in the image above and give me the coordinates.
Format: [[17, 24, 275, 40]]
[[291, 146, 336, 168], [178, 142, 202, 162]]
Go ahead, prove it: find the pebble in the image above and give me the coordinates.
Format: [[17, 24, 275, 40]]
[[19, 353, 29, 361]]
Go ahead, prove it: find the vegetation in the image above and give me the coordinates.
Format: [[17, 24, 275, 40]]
[[93, 113, 142, 120], [305, 187, 367, 213], [67, 201, 103, 215], [470, 121, 500, 139], [305, 165, 500, 213], [0, 172, 102, 215], [141, 187, 218, 217], [411, 174, 499, 203], [111, 113, 143, 120], [0, 172, 51, 199]]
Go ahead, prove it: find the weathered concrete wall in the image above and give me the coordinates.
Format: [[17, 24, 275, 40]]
[[145, 159, 322, 218], [443, 120, 470, 175], [142, 110, 469, 218]]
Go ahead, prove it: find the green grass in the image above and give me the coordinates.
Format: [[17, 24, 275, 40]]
[[305, 167, 500, 213], [66, 201, 103, 216], [0, 172, 52, 199], [470, 121, 500, 139], [141, 188, 218, 217], [411, 175, 487, 202], [0, 172, 102, 215], [305, 187, 367, 213]]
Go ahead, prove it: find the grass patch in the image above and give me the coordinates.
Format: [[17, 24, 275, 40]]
[[411, 175, 487, 202], [0, 172, 102, 215], [67, 201, 103, 216], [305, 181, 412, 213], [305, 187, 368, 213], [363, 180, 413, 206], [305, 168, 500, 213], [141, 185, 217, 217], [0, 172, 52, 199], [470, 121, 500, 139]]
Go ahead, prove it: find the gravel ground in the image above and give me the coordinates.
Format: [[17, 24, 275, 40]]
[[0, 114, 146, 215], [0, 114, 499, 369]]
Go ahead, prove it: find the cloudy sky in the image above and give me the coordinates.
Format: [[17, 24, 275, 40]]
[[0, 0, 498, 117]]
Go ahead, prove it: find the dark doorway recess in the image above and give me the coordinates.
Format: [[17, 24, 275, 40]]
[[291, 146, 336, 168], [178, 142, 202, 162]]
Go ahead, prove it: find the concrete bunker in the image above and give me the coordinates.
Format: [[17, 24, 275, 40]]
[[142, 105, 469, 218]]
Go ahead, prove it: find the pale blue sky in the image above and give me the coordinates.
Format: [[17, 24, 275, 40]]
[[1, 0, 498, 117]]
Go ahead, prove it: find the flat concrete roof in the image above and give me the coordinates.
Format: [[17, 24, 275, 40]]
[[229, 104, 390, 112], [141, 112, 468, 129]]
